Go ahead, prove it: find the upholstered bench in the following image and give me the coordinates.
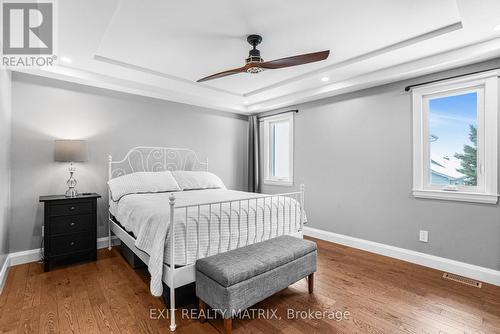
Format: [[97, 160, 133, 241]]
[[196, 235, 317, 334]]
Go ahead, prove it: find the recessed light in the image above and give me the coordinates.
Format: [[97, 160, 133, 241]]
[[495, 24, 500, 31], [321, 77, 329, 82], [243, 101, 249, 104], [60, 56, 72, 63]]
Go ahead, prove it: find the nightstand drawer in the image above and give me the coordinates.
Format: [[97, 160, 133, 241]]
[[50, 201, 92, 216], [50, 233, 93, 255], [49, 215, 92, 235]]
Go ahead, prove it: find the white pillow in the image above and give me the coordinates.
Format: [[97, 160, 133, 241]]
[[108, 171, 181, 201], [172, 171, 226, 191]]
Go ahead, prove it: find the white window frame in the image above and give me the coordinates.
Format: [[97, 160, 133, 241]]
[[412, 71, 498, 204], [262, 112, 294, 186]]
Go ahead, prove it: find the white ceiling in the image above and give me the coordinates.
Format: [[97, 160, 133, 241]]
[[14, 0, 500, 114]]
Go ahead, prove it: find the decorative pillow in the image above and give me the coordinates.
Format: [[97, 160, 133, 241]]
[[107, 171, 181, 201], [172, 171, 226, 191]]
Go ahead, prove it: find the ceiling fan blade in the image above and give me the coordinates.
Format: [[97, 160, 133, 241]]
[[197, 66, 247, 82], [260, 50, 330, 69]]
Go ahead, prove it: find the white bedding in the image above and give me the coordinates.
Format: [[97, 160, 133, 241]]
[[109, 189, 304, 296]]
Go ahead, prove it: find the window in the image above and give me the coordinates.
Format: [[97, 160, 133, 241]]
[[263, 112, 294, 186], [412, 71, 498, 203]]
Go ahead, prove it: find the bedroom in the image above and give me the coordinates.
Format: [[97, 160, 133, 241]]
[[1, 0, 500, 333]]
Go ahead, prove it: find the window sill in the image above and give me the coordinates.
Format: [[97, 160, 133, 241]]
[[263, 179, 294, 187], [413, 189, 498, 204]]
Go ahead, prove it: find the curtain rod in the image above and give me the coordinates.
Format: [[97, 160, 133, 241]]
[[404, 67, 500, 92], [257, 109, 298, 120]]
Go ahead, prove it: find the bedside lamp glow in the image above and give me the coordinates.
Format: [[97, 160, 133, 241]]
[[54, 140, 89, 197]]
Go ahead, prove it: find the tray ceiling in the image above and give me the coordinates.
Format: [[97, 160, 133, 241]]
[[14, 0, 500, 114]]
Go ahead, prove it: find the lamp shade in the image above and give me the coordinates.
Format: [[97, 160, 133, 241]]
[[54, 140, 89, 162]]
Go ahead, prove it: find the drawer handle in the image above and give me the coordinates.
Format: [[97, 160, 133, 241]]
[[70, 241, 76, 246], [70, 222, 76, 227], [69, 206, 76, 211]]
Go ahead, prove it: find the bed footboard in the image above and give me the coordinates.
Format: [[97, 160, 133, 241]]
[[166, 185, 305, 331]]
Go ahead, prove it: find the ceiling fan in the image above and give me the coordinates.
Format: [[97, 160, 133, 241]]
[[197, 34, 330, 82]]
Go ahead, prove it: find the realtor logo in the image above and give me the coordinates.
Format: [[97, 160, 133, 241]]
[[1, 0, 56, 67]]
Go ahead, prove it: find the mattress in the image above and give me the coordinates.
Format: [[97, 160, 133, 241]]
[[109, 189, 304, 266]]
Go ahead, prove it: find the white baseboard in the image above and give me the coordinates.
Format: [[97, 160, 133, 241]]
[[0, 236, 120, 293], [0, 256, 10, 293], [97, 235, 121, 249], [303, 226, 500, 287], [9, 248, 41, 266]]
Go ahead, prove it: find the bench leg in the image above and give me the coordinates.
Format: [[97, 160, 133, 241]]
[[199, 299, 207, 323], [308, 273, 314, 294], [224, 318, 232, 334]]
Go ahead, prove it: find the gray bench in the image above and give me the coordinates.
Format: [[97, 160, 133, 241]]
[[196, 235, 317, 334]]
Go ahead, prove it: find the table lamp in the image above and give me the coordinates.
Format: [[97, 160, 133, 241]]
[[54, 140, 89, 197]]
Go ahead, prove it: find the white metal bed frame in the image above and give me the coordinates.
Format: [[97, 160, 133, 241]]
[[107, 146, 305, 331]]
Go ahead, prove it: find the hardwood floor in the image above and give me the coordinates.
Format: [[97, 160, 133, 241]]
[[1, 237, 500, 333]]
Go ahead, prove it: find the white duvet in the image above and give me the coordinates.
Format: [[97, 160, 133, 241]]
[[109, 189, 304, 296]]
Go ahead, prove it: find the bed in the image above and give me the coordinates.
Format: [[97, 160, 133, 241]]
[[107, 147, 305, 331]]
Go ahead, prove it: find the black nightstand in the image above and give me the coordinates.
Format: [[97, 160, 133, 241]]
[[39, 193, 101, 271]]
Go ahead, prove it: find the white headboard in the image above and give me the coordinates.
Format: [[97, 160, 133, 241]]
[[108, 146, 208, 180]]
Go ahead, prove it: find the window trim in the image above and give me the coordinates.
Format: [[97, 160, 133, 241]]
[[412, 71, 498, 204], [262, 112, 294, 186]]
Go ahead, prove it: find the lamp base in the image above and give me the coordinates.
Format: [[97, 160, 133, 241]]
[[65, 187, 78, 198], [65, 164, 78, 197]]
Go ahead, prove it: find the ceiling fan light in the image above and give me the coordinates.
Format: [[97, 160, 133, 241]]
[[247, 66, 264, 74]]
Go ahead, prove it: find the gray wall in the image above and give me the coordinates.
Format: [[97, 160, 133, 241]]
[[0, 70, 11, 269], [10, 73, 248, 253], [261, 58, 500, 271]]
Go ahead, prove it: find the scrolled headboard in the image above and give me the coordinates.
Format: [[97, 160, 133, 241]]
[[108, 146, 208, 180]]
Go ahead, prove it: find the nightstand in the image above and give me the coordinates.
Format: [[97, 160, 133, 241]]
[[39, 193, 101, 271]]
